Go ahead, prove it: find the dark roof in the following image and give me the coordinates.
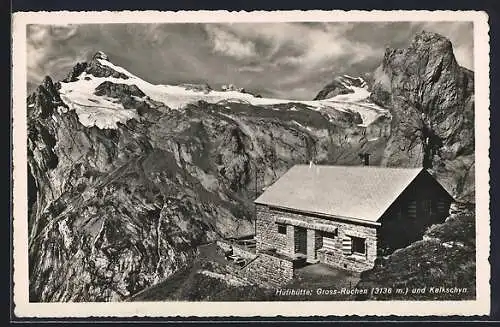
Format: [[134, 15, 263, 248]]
[[255, 165, 449, 223]]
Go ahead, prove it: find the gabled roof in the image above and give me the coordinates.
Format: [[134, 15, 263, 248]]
[[254, 165, 445, 223]]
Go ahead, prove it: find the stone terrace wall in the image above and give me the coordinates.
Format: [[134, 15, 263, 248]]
[[239, 252, 294, 287], [213, 242, 294, 288], [216, 240, 256, 260]]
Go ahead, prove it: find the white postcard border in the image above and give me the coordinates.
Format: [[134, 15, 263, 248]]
[[12, 10, 491, 317]]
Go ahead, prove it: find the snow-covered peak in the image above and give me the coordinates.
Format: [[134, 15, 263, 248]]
[[92, 51, 109, 61], [56, 57, 389, 130], [95, 57, 138, 79], [314, 73, 371, 101], [340, 75, 367, 89]]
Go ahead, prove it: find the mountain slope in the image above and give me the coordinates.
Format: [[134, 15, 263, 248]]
[[27, 52, 389, 301]]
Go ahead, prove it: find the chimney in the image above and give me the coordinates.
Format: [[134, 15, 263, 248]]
[[359, 152, 370, 166]]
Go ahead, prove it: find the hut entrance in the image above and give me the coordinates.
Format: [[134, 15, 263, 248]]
[[294, 227, 307, 255]]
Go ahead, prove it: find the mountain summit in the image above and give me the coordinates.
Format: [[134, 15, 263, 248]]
[[370, 30, 474, 201], [92, 50, 109, 61]]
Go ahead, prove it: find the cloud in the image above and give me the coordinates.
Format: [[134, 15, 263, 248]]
[[204, 25, 257, 60], [453, 45, 473, 70], [198, 22, 382, 95], [204, 23, 371, 70], [27, 25, 86, 86], [26, 22, 473, 100], [238, 65, 265, 73], [271, 25, 370, 68]]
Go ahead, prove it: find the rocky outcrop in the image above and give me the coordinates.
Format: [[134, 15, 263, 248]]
[[179, 83, 212, 94], [221, 84, 243, 92], [62, 62, 88, 83], [370, 31, 475, 202], [61, 51, 130, 82], [27, 76, 66, 119], [221, 84, 261, 97], [94, 81, 146, 98]]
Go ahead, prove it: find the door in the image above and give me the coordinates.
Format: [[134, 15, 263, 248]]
[[294, 227, 307, 255]]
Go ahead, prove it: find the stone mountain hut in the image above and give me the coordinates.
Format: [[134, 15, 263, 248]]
[[254, 165, 453, 272]]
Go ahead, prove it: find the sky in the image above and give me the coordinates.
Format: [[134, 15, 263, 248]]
[[27, 21, 473, 100]]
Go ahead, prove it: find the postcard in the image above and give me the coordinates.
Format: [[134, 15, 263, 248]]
[[11, 9, 490, 317]]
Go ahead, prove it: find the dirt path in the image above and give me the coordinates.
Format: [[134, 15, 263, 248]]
[[128, 243, 226, 301]]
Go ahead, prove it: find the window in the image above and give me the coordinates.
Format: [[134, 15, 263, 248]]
[[277, 223, 287, 235], [351, 236, 366, 255]]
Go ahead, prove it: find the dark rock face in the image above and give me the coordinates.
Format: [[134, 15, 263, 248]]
[[95, 81, 146, 98], [217, 126, 251, 192], [62, 62, 88, 83], [27, 81, 216, 301], [179, 83, 213, 94], [370, 31, 475, 202], [314, 80, 353, 100], [27, 76, 66, 119], [86, 61, 129, 79], [94, 81, 162, 118]]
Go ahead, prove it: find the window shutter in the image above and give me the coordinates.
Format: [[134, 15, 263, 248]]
[[323, 235, 336, 250], [437, 199, 447, 213], [408, 200, 417, 218], [342, 236, 352, 255]]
